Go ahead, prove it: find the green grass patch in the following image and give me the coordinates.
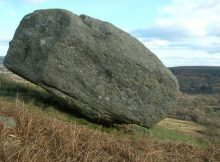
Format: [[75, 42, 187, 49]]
[[148, 126, 209, 147]]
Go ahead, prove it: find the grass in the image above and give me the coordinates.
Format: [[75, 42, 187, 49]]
[[115, 121, 209, 148], [169, 93, 220, 143], [171, 93, 220, 127], [1, 98, 219, 162], [0, 73, 220, 161], [149, 126, 209, 148], [157, 118, 207, 138]]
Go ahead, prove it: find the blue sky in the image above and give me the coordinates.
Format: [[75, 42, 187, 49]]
[[0, 0, 220, 67]]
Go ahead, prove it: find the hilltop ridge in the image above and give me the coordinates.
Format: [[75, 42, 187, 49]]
[[169, 66, 220, 94]]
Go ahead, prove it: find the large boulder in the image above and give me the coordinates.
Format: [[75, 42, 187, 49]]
[[4, 9, 178, 128]]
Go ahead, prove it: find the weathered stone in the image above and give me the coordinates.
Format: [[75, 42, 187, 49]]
[[4, 9, 178, 128]]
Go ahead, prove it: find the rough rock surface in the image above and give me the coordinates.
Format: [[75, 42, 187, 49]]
[[4, 9, 178, 128]]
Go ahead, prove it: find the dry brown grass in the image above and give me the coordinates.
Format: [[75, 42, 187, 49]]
[[0, 98, 219, 162]]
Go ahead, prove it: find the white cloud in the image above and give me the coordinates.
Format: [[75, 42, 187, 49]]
[[153, 48, 220, 67], [160, 0, 220, 37], [139, 38, 170, 49], [131, 0, 220, 67]]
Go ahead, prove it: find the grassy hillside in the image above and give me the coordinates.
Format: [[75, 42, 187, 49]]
[[0, 73, 219, 161], [169, 66, 220, 94], [168, 93, 220, 144], [1, 99, 218, 162]]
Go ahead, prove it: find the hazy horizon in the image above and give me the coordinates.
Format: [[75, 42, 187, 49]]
[[0, 0, 220, 67]]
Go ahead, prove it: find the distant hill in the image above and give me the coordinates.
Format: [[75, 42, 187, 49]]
[[0, 56, 4, 65], [169, 66, 220, 94]]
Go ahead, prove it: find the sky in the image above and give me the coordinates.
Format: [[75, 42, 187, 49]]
[[0, 0, 220, 67]]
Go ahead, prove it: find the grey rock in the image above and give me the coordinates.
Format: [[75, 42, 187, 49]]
[[4, 9, 178, 128]]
